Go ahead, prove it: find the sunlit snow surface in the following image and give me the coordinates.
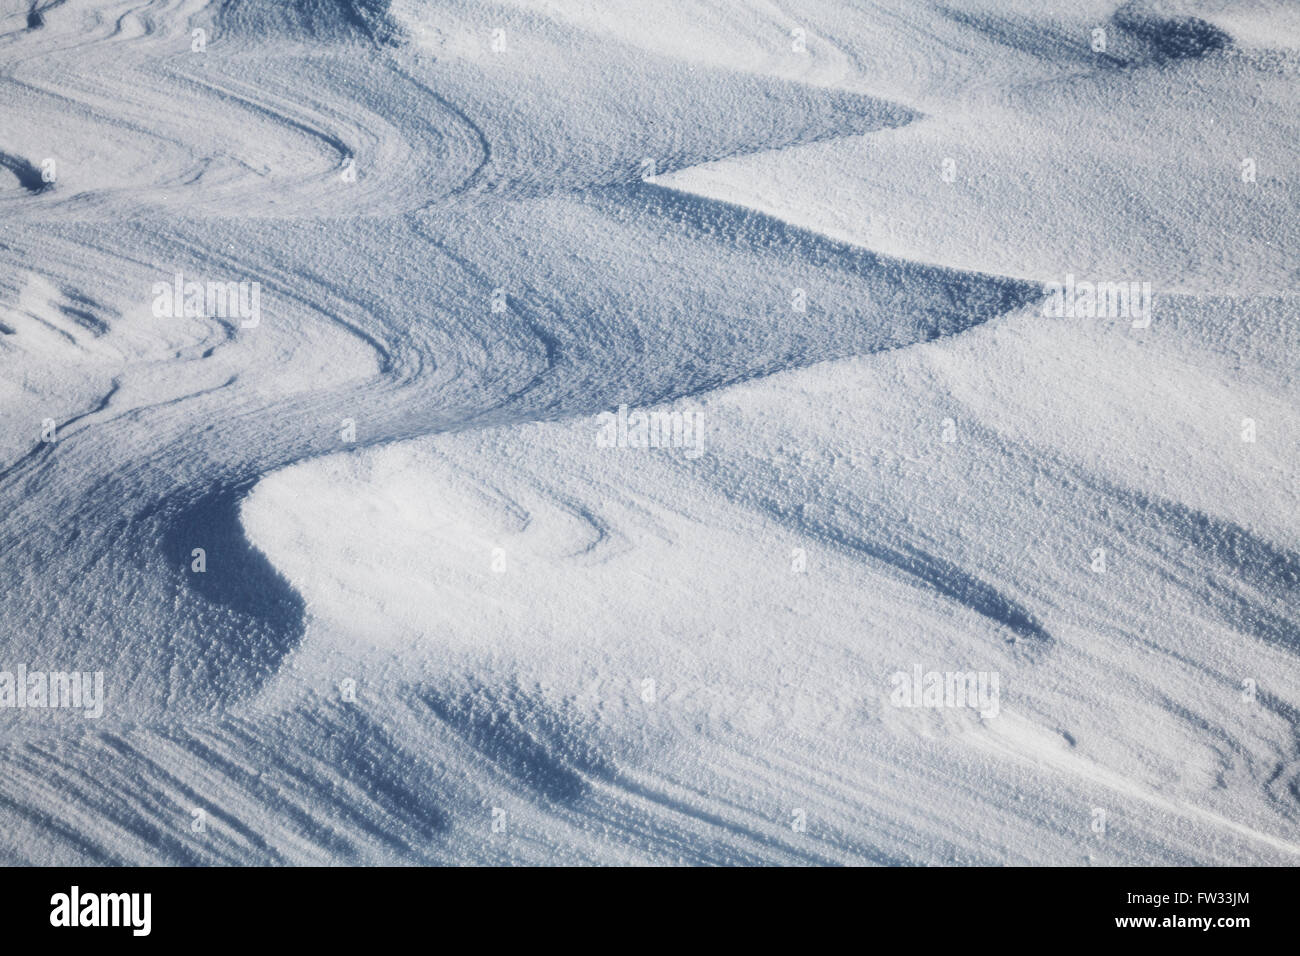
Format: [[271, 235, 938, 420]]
[[0, 0, 1297, 864]]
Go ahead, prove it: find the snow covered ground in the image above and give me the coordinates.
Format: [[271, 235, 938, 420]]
[[0, 0, 1296, 864]]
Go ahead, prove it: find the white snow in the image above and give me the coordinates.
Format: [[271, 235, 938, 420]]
[[0, 0, 1296, 864]]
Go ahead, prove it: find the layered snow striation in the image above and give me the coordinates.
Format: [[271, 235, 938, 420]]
[[0, 0, 1296, 864]]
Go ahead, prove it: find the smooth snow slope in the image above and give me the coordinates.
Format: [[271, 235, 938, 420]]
[[0, 0, 1296, 864]]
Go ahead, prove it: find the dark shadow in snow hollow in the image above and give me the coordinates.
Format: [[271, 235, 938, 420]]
[[1113, 1, 1232, 62], [155, 480, 306, 704]]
